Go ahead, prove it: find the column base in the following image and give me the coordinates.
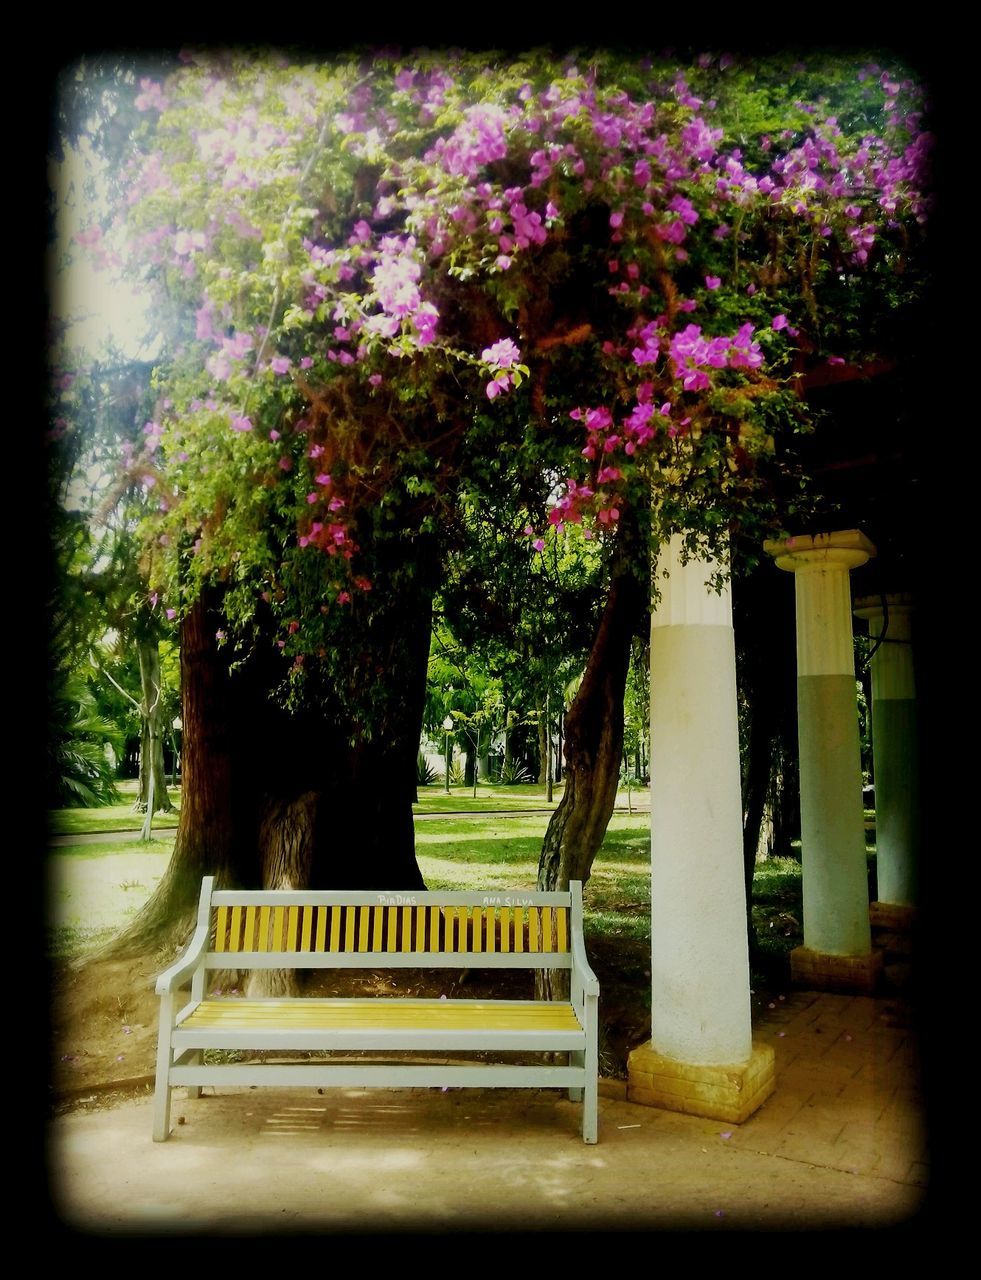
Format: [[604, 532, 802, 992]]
[[626, 1041, 775, 1123], [790, 945, 883, 994], [869, 901, 916, 932]]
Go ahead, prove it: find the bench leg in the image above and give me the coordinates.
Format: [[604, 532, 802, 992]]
[[568, 1050, 584, 1102], [187, 1050, 203, 1099], [153, 1074, 172, 1142], [582, 1073, 598, 1144], [153, 1005, 174, 1141], [582, 1013, 598, 1144]]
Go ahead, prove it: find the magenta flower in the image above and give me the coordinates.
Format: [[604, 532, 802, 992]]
[[270, 357, 291, 374], [166, 608, 176, 621], [481, 338, 521, 369], [230, 415, 252, 432], [705, 275, 721, 290], [772, 314, 788, 331]]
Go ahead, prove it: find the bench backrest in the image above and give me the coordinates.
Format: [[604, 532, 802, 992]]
[[197, 879, 583, 970]]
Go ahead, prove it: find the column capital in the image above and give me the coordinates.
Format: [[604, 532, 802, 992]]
[[853, 592, 913, 622], [764, 529, 876, 574]]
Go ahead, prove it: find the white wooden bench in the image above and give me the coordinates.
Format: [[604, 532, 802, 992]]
[[154, 877, 600, 1143]]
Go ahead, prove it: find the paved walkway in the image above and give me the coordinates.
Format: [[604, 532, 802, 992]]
[[48, 988, 937, 1237]]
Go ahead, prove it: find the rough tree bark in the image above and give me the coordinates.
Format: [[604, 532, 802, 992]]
[[535, 564, 646, 1001], [101, 534, 438, 962]]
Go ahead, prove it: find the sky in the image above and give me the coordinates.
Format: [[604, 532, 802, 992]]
[[49, 135, 159, 361]]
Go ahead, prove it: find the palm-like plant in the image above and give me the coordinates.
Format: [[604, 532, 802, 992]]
[[49, 676, 124, 808]]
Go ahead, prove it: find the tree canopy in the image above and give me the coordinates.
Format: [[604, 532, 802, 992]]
[[65, 47, 931, 712]]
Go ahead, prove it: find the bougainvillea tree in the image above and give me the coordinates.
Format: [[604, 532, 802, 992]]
[[70, 46, 930, 946]]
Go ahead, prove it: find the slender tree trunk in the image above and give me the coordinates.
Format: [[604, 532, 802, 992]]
[[537, 710, 548, 787], [134, 634, 174, 814], [536, 567, 645, 1001]]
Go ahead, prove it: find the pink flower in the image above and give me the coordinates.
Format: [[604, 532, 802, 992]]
[[337, 591, 351, 604], [230, 415, 252, 432], [166, 608, 176, 620], [481, 338, 521, 369], [772, 314, 788, 331], [532, 538, 545, 552], [270, 357, 291, 374], [269, 429, 281, 441], [316, 473, 331, 486], [705, 275, 721, 290]]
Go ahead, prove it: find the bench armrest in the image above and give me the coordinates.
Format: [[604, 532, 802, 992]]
[[571, 928, 600, 999], [155, 925, 210, 995]]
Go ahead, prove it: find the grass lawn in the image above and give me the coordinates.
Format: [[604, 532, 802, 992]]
[[45, 807, 840, 978]]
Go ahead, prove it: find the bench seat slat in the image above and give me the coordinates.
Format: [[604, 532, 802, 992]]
[[180, 997, 582, 1028]]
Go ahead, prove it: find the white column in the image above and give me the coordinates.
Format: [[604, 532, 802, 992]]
[[648, 535, 751, 1064], [854, 595, 918, 908], [765, 531, 878, 987]]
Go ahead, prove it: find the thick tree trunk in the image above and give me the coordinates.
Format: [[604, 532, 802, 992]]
[[101, 591, 246, 957], [536, 567, 645, 1001], [101, 535, 437, 961], [134, 634, 174, 814]]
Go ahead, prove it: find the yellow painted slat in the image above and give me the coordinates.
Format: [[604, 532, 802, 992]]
[[301, 905, 313, 953], [557, 907, 568, 953], [402, 906, 412, 951], [528, 906, 540, 952], [243, 905, 256, 952], [344, 907, 355, 952], [214, 906, 229, 952], [329, 907, 341, 953], [287, 906, 300, 952], [228, 905, 242, 953], [472, 907, 483, 954], [500, 909, 510, 953], [513, 907, 524, 952], [415, 906, 426, 953], [486, 907, 496, 954], [371, 906, 384, 952], [357, 906, 369, 952], [430, 906, 441, 953], [387, 906, 397, 952], [184, 999, 583, 1032], [315, 906, 327, 953], [272, 907, 285, 951], [258, 906, 271, 952], [541, 907, 553, 953]]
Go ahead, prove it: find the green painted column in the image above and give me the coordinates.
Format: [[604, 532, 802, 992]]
[[764, 531, 881, 992], [854, 596, 918, 911]]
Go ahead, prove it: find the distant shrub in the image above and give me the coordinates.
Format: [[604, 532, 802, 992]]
[[416, 753, 438, 786]]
